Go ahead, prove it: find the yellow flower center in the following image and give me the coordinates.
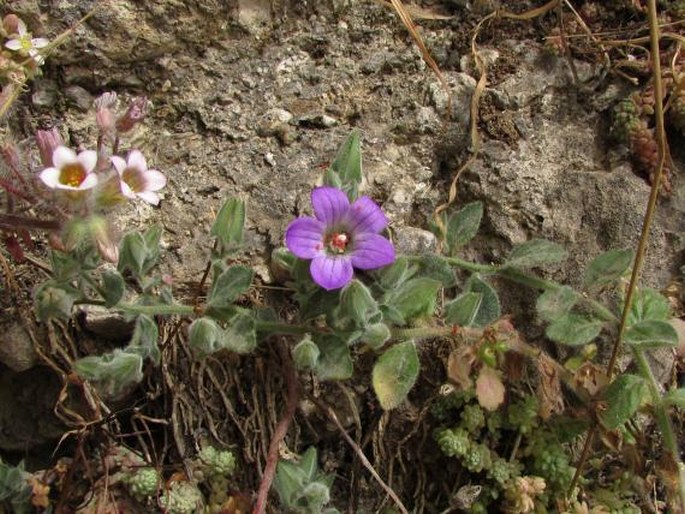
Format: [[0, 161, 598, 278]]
[[59, 163, 87, 187]]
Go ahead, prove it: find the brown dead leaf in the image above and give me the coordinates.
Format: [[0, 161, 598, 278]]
[[475, 366, 505, 411], [573, 362, 608, 398], [537, 353, 564, 420], [447, 345, 476, 390]]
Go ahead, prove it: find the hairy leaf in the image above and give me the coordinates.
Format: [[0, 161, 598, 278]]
[[126, 314, 160, 364], [326, 130, 362, 200], [211, 197, 245, 255], [373, 341, 419, 410], [314, 335, 353, 380], [599, 374, 648, 429], [444, 292, 483, 327], [536, 286, 577, 322], [505, 239, 567, 268], [545, 314, 603, 346], [464, 275, 500, 327], [627, 287, 671, 326], [624, 320, 678, 349], [445, 202, 483, 254], [583, 249, 633, 288]]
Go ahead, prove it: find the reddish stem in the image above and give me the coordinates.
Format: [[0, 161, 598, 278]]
[[252, 342, 299, 514]]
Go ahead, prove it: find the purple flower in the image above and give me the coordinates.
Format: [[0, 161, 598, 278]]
[[285, 186, 395, 290], [39, 146, 98, 191], [111, 150, 166, 205]]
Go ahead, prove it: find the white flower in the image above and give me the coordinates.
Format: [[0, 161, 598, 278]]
[[39, 146, 98, 191], [111, 150, 166, 205], [4, 19, 49, 65]]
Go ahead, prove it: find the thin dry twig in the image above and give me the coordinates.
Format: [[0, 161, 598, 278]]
[[311, 396, 409, 514], [252, 341, 300, 514]]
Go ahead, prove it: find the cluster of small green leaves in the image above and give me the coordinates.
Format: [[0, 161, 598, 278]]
[[0, 459, 32, 514], [274, 447, 339, 514]]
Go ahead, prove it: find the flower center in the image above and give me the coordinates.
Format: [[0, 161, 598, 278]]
[[326, 232, 350, 254], [122, 167, 145, 192], [59, 163, 87, 187], [20, 37, 33, 51]]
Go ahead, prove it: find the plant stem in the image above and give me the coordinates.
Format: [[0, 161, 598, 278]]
[[632, 347, 685, 509], [443, 257, 617, 323]]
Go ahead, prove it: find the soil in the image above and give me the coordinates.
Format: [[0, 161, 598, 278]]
[[1, 0, 685, 512]]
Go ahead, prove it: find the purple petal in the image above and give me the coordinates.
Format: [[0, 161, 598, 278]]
[[311, 186, 349, 225], [285, 217, 325, 259], [350, 233, 395, 270], [346, 196, 388, 234], [4, 40, 22, 51], [310, 255, 353, 290]]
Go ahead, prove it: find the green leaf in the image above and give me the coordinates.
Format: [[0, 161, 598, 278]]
[[383, 277, 442, 324], [536, 286, 577, 323], [101, 268, 125, 307], [206, 265, 253, 318], [583, 249, 633, 288], [222, 310, 257, 353], [505, 239, 567, 268], [373, 256, 416, 290], [188, 317, 224, 355], [74, 349, 144, 398], [599, 374, 648, 429], [211, 198, 245, 255], [415, 255, 456, 287], [664, 388, 685, 409], [372, 341, 419, 410], [360, 323, 391, 350], [326, 130, 362, 200], [118, 225, 163, 278], [445, 202, 483, 254], [624, 320, 678, 349], [34, 282, 80, 321], [336, 279, 380, 329], [444, 292, 483, 327], [292, 335, 320, 370], [313, 335, 353, 380], [627, 287, 671, 326], [545, 314, 603, 346], [464, 275, 501, 327], [126, 315, 160, 364]]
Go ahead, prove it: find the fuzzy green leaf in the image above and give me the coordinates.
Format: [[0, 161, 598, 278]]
[[211, 197, 245, 255], [292, 335, 320, 370], [373, 341, 419, 410], [222, 310, 257, 353], [34, 283, 80, 321], [583, 249, 633, 288], [314, 335, 353, 380], [101, 269, 125, 307], [464, 275, 501, 327], [444, 292, 483, 327], [326, 130, 362, 200], [627, 287, 671, 326], [545, 314, 603, 346], [536, 286, 577, 323], [624, 320, 678, 349], [361, 322, 391, 350], [415, 255, 456, 287], [188, 317, 224, 355], [206, 265, 253, 318], [505, 239, 567, 268], [383, 277, 441, 324], [126, 314, 160, 364], [74, 349, 144, 398], [599, 374, 648, 429], [445, 202, 483, 253], [374, 256, 415, 290], [664, 388, 685, 409], [337, 279, 380, 329]]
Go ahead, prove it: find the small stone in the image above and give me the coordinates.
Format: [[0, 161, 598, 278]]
[[0, 322, 39, 372], [264, 152, 276, 167], [256, 108, 294, 138], [79, 305, 135, 343], [296, 114, 338, 129], [393, 226, 437, 255], [65, 85, 94, 112], [31, 79, 59, 108]]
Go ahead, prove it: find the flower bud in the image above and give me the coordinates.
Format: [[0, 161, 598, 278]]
[[0, 140, 21, 173], [94, 92, 117, 134], [35, 128, 64, 167], [90, 215, 119, 263], [292, 335, 320, 370], [116, 96, 148, 133], [2, 14, 20, 36]]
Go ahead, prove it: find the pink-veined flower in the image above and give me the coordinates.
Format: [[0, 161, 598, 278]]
[[4, 19, 49, 65], [39, 146, 98, 191], [111, 150, 166, 205]]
